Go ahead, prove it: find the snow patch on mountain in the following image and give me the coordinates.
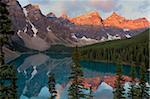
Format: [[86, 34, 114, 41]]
[[80, 36, 97, 42], [125, 34, 131, 38], [23, 7, 38, 37], [23, 27, 27, 33], [17, 30, 23, 39], [101, 36, 106, 41], [107, 33, 121, 40], [78, 36, 98, 45], [123, 28, 130, 32], [27, 20, 38, 37], [71, 33, 78, 40], [47, 26, 52, 32], [100, 34, 121, 42], [71, 33, 99, 46], [23, 8, 28, 17]]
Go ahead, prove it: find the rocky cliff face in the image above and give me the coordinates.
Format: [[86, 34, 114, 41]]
[[4, 0, 26, 31], [3, 0, 150, 51], [4, 0, 74, 51]]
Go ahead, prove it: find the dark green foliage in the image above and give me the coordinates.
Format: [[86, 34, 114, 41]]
[[87, 86, 93, 99], [68, 46, 86, 99], [0, 1, 14, 65], [136, 63, 149, 99], [0, 64, 18, 99], [80, 29, 149, 69], [48, 73, 57, 99], [113, 61, 125, 99], [127, 64, 138, 99], [0, 1, 17, 98]]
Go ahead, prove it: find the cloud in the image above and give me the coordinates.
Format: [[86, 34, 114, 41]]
[[17, 0, 30, 7], [116, 0, 150, 20], [37, 0, 117, 18], [30, 0, 49, 4], [17, 0, 150, 20], [90, 0, 117, 12]]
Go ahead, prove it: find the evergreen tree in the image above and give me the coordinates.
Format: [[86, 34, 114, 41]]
[[87, 86, 93, 99], [68, 46, 85, 99], [0, 64, 18, 98], [113, 59, 125, 99], [0, 1, 17, 98], [137, 62, 149, 99], [0, 0, 14, 65], [48, 73, 57, 99], [127, 63, 138, 99]]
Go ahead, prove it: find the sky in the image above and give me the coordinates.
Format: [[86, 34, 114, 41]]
[[17, 0, 150, 20]]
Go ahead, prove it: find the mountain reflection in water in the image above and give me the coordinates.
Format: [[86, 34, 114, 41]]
[[9, 53, 140, 99]]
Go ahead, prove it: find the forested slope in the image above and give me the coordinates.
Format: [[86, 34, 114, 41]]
[[80, 29, 149, 68]]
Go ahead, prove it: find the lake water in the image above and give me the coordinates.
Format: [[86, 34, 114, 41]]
[[9, 53, 140, 99]]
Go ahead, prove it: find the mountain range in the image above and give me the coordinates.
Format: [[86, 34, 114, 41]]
[[3, 0, 149, 51]]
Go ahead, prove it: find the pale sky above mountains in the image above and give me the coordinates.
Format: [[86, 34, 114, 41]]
[[18, 0, 150, 20]]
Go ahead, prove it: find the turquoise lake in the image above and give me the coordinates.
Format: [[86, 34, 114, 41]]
[[9, 53, 141, 98]]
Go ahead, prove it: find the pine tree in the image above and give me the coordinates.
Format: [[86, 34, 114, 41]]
[[68, 46, 85, 99], [48, 73, 57, 99], [113, 59, 125, 99], [87, 86, 93, 99], [0, 0, 14, 65], [137, 62, 149, 99], [0, 64, 18, 98], [127, 63, 137, 99], [0, 1, 17, 98]]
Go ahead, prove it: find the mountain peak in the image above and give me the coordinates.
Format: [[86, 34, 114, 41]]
[[32, 4, 40, 9], [25, 4, 40, 10], [24, 4, 43, 20], [104, 12, 149, 29], [60, 13, 68, 19], [111, 12, 119, 16], [75, 11, 101, 19], [47, 12, 56, 18], [69, 11, 103, 25], [85, 11, 100, 17], [103, 12, 125, 27], [109, 12, 125, 20]]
